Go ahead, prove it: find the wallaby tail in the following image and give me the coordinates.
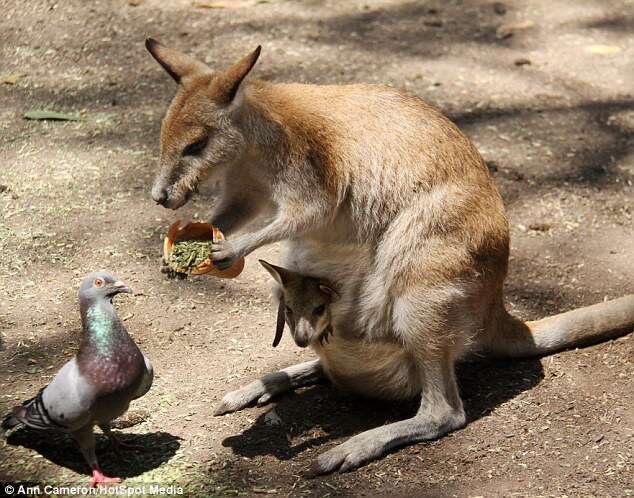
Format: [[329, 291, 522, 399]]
[[490, 295, 634, 358]]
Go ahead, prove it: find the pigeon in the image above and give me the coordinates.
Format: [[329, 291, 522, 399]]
[[2, 271, 154, 487]]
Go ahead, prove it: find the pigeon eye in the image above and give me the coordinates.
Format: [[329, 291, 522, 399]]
[[313, 304, 326, 316], [94, 278, 104, 288], [182, 138, 207, 157]]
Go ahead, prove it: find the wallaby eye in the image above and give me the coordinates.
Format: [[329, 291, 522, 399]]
[[313, 304, 326, 316], [182, 138, 207, 157], [284, 306, 293, 315]]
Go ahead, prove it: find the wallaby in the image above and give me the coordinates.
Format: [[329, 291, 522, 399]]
[[145, 40, 634, 475], [217, 261, 634, 474], [259, 260, 338, 348]]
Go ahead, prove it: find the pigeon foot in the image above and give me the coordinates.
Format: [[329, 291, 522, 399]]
[[90, 469, 121, 487]]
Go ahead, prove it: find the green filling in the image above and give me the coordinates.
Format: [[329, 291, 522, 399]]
[[168, 240, 213, 273]]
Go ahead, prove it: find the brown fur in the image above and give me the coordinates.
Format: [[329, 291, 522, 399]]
[[147, 41, 634, 475]]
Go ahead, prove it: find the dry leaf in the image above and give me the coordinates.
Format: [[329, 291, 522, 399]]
[[2, 73, 25, 85], [496, 20, 535, 39], [585, 45, 622, 55]]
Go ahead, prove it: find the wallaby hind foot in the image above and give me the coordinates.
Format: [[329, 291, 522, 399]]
[[307, 344, 466, 476]]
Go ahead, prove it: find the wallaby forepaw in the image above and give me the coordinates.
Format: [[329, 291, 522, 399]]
[[210, 240, 239, 270], [214, 393, 246, 416], [214, 385, 266, 416]]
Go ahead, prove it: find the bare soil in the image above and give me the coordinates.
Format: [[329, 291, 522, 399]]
[[1, 1, 632, 497]]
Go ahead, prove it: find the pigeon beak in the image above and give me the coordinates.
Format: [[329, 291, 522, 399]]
[[112, 280, 133, 294]]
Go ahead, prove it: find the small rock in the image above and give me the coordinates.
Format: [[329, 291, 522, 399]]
[[528, 222, 552, 232], [424, 19, 443, 27], [493, 2, 507, 15], [0, 184, 9, 194]]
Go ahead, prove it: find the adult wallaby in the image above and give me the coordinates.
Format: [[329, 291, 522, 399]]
[[146, 40, 634, 475]]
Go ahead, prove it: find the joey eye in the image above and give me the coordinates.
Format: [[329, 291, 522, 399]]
[[313, 304, 326, 316], [182, 138, 207, 157], [94, 278, 104, 288]]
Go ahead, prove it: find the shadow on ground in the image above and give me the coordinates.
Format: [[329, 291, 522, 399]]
[[6, 429, 180, 478], [221, 358, 544, 462]]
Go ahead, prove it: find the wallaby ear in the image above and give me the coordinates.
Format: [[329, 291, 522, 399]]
[[213, 46, 261, 105], [318, 284, 341, 302], [145, 38, 209, 84], [259, 259, 293, 286]]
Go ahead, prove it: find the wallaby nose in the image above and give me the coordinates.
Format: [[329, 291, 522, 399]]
[[293, 320, 312, 348], [151, 186, 168, 206]]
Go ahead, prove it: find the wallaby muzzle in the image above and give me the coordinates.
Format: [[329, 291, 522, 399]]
[[151, 176, 190, 210], [293, 318, 314, 348], [151, 184, 168, 206]]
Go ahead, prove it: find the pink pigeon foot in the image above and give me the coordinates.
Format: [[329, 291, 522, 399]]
[[90, 468, 122, 487]]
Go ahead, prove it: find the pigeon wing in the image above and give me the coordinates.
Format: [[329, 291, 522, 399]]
[[132, 354, 154, 400], [38, 358, 98, 431]]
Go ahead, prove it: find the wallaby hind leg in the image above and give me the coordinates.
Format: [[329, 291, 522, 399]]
[[307, 346, 465, 476], [214, 359, 323, 416]]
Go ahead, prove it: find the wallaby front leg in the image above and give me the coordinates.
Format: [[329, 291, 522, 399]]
[[307, 349, 466, 476], [214, 359, 323, 416], [209, 196, 259, 237], [211, 202, 329, 269]]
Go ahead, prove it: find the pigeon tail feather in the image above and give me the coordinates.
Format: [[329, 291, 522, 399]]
[[8, 389, 67, 431], [1, 413, 20, 431]]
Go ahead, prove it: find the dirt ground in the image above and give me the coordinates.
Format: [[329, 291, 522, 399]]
[[1, 0, 633, 496]]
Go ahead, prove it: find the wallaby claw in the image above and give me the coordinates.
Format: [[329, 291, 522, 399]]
[[210, 240, 239, 270], [257, 392, 273, 405]]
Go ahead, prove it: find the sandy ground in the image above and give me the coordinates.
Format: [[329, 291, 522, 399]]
[[0, 0, 633, 496]]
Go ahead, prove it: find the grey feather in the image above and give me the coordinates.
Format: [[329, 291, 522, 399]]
[[40, 359, 98, 430]]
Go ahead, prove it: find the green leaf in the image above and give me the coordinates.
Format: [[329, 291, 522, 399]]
[[24, 110, 83, 121]]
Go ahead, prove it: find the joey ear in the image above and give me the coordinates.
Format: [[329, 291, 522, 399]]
[[213, 46, 261, 105], [273, 298, 285, 348], [259, 259, 294, 286], [318, 284, 341, 302], [145, 38, 209, 83]]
